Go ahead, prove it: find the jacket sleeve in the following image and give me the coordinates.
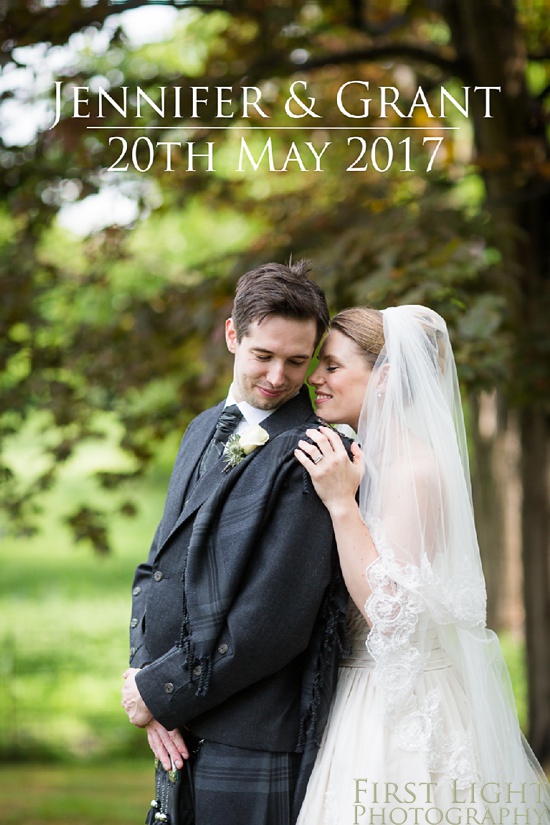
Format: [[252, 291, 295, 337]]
[[135, 447, 338, 731]]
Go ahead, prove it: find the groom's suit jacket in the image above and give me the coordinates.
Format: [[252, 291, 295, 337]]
[[129, 386, 348, 755]]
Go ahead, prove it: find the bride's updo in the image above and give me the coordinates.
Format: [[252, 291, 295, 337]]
[[332, 306, 448, 379], [330, 307, 385, 368]]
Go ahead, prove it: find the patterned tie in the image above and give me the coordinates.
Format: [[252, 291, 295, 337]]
[[198, 405, 244, 477]]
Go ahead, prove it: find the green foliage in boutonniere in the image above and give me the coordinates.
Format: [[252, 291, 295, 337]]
[[223, 424, 270, 470]]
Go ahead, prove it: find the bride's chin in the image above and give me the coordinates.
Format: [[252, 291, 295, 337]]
[[314, 408, 343, 425], [313, 401, 356, 427]]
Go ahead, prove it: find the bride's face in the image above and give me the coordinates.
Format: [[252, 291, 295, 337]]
[[308, 330, 372, 431]]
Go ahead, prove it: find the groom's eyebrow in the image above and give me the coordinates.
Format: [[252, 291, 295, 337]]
[[252, 347, 310, 361]]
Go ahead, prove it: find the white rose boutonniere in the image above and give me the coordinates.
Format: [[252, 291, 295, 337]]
[[223, 424, 270, 470]]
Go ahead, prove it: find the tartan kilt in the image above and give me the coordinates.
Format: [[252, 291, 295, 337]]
[[192, 740, 303, 825]]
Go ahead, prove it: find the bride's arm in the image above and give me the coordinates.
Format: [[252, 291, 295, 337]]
[[294, 426, 378, 620]]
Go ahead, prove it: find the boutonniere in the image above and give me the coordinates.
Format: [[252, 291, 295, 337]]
[[223, 424, 269, 470]]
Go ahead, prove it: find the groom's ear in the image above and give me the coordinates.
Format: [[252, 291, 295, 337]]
[[225, 318, 237, 354]]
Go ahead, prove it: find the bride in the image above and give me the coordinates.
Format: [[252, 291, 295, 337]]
[[294, 306, 549, 825]]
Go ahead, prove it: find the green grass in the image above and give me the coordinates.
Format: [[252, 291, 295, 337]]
[[0, 759, 154, 825], [499, 630, 528, 732]]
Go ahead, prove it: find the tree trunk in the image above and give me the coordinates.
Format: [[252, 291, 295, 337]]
[[470, 392, 523, 634], [446, 0, 550, 761], [470, 392, 505, 630], [521, 407, 550, 761]]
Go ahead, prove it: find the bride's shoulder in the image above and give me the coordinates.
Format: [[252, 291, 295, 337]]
[[388, 441, 440, 490]]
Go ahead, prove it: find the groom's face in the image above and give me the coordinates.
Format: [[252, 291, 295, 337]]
[[225, 314, 317, 410]]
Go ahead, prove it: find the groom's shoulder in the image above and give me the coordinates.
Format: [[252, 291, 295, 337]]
[[269, 411, 351, 453], [192, 401, 224, 423], [301, 417, 355, 456], [178, 401, 223, 438]]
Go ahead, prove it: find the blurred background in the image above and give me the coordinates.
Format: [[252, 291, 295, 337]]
[[0, 0, 549, 822]]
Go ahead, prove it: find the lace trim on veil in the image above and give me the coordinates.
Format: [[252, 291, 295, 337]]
[[365, 517, 485, 787]]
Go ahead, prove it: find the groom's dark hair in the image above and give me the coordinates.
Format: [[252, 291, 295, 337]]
[[232, 259, 329, 347]]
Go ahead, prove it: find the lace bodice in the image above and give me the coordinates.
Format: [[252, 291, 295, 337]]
[[339, 601, 372, 667], [342, 599, 450, 671]]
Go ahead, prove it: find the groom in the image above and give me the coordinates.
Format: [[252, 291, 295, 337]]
[[121, 260, 348, 824]]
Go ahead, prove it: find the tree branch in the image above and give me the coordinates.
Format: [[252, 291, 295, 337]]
[[300, 44, 466, 79], [105, 0, 233, 11]]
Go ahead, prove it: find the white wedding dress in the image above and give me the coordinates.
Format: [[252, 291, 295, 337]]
[[298, 307, 550, 825], [296, 601, 486, 825]]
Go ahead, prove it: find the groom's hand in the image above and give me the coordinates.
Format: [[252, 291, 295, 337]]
[[145, 720, 190, 770], [121, 667, 153, 727]]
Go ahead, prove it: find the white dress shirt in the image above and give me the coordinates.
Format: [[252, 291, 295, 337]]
[[225, 384, 275, 435]]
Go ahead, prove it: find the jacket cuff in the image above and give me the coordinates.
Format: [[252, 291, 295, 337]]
[[135, 649, 195, 730]]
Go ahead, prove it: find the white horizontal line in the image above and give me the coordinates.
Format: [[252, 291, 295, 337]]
[[86, 125, 459, 131]]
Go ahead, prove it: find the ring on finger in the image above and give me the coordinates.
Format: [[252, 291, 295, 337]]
[[313, 454, 323, 464]]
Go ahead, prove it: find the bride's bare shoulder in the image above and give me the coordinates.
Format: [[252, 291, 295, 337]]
[[387, 438, 440, 490]]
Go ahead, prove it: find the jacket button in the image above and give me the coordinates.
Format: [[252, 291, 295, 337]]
[[164, 683, 174, 694], [130, 618, 138, 628], [153, 570, 163, 581], [133, 586, 142, 596], [130, 647, 136, 657], [217, 643, 228, 655], [193, 665, 202, 676]]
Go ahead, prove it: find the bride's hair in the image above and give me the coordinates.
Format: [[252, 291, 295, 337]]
[[332, 308, 447, 407], [330, 307, 385, 368]]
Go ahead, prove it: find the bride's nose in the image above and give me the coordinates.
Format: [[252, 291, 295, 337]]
[[308, 365, 323, 387]]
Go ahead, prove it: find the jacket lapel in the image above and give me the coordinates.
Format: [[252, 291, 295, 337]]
[[159, 401, 223, 545], [159, 386, 315, 549]]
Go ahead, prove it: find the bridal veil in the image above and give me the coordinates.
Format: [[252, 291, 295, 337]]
[[358, 305, 549, 815]]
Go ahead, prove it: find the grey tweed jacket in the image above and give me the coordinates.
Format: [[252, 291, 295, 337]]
[[130, 386, 348, 755]]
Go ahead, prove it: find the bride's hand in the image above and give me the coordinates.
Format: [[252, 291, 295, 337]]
[[294, 426, 363, 513]]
